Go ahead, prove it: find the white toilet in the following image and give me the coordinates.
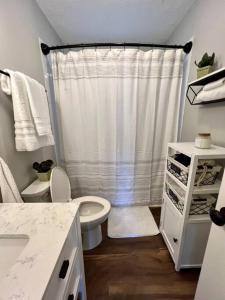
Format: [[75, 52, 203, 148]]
[[50, 167, 111, 250]]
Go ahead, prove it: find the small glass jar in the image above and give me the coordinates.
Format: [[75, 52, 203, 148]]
[[195, 133, 212, 149]]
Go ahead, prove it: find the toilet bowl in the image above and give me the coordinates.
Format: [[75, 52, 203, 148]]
[[50, 167, 111, 250]]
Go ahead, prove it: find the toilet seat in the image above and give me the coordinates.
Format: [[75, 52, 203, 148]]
[[72, 196, 111, 225]]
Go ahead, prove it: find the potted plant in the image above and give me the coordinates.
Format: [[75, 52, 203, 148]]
[[33, 160, 53, 181], [195, 52, 215, 78]]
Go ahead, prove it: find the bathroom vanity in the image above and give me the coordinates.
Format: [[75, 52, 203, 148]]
[[0, 203, 86, 300]]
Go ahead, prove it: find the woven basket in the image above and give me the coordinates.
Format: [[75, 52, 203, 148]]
[[167, 157, 220, 186], [165, 184, 216, 215]]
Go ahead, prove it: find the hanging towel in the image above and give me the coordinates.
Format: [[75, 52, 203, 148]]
[[1, 70, 54, 151], [0, 157, 23, 203], [203, 77, 225, 91], [196, 84, 225, 103], [21, 74, 52, 136]]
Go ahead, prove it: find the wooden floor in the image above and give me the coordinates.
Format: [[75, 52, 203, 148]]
[[83, 207, 200, 300]]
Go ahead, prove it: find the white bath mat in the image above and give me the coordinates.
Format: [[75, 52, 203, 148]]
[[108, 206, 159, 238]]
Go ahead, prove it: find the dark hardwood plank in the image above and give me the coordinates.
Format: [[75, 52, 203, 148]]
[[83, 207, 200, 300]]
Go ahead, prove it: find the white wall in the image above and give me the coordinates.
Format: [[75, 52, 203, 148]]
[[36, 0, 196, 44], [168, 0, 225, 146], [0, 0, 61, 192]]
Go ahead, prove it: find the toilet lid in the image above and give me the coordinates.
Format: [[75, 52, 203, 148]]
[[50, 167, 71, 202]]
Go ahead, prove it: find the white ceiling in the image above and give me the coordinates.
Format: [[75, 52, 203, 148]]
[[36, 0, 196, 44]]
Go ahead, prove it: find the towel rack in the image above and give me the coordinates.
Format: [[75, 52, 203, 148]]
[[0, 70, 10, 77]]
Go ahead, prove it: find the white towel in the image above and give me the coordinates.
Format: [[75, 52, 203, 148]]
[[21, 74, 52, 136], [196, 84, 225, 103], [203, 77, 225, 91], [1, 70, 54, 151], [0, 157, 23, 203]]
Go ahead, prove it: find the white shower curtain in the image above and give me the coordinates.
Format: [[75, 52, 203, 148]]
[[51, 48, 184, 206]]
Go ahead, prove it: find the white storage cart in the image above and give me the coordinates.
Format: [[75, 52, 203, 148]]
[[160, 142, 225, 271]]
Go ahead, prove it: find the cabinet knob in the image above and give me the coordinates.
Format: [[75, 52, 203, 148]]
[[68, 295, 74, 300], [173, 238, 178, 243], [59, 260, 69, 279], [210, 207, 225, 226]]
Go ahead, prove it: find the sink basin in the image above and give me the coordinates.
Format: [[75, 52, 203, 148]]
[[0, 235, 29, 278]]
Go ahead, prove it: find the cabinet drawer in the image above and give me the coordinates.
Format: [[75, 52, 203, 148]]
[[43, 222, 78, 300], [161, 195, 182, 261]]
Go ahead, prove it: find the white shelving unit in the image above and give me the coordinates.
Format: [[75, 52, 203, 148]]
[[160, 142, 225, 271]]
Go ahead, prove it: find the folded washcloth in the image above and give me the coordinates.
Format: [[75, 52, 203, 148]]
[[0, 157, 23, 203], [196, 84, 225, 103], [1, 70, 54, 151], [203, 77, 225, 91]]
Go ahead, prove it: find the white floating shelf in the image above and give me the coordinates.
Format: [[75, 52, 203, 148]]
[[188, 66, 225, 86], [187, 67, 225, 105]]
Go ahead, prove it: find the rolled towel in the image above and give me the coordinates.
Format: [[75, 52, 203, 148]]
[[196, 84, 225, 103], [203, 77, 225, 91]]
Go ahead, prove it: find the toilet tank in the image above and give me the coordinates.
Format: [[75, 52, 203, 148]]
[[21, 179, 51, 203]]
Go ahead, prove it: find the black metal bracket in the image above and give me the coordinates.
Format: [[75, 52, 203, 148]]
[[0, 69, 10, 77], [183, 41, 193, 54], [186, 84, 225, 106], [41, 43, 50, 55], [186, 85, 203, 105]]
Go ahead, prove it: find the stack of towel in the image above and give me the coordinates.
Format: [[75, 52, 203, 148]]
[[1, 70, 54, 151], [196, 77, 225, 103]]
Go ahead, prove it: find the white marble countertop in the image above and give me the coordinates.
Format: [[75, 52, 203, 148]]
[[0, 203, 79, 300]]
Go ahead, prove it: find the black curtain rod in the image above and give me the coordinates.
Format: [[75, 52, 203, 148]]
[[0, 70, 10, 77], [41, 41, 192, 55]]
